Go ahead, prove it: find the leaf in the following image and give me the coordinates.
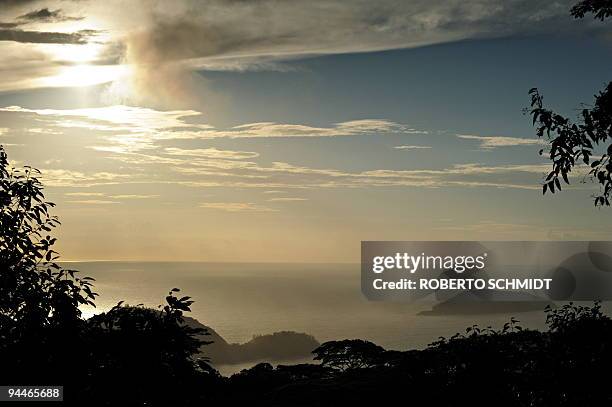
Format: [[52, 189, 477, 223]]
[[562, 171, 569, 184]]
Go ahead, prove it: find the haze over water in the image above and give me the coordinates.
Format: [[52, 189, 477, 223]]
[[72, 261, 553, 349]]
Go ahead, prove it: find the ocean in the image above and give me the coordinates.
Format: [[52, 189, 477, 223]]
[[67, 261, 568, 373], [68, 261, 557, 342]]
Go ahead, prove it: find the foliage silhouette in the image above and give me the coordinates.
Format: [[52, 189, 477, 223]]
[[212, 301, 612, 406], [0, 145, 217, 406], [0, 145, 96, 330], [83, 293, 217, 406], [528, 0, 612, 206], [571, 0, 612, 20], [312, 339, 385, 372], [0, 144, 97, 393]]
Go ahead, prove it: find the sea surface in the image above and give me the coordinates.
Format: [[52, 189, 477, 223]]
[[66, 261, 568, 374]]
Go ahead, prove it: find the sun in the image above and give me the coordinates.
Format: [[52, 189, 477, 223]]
[[38, 64, 130, 88], [36, 33, 129, 88], [46, 43, 105, 64]]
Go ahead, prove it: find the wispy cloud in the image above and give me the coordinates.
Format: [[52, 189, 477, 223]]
[[268, 197, 308, 202], [457, 134, 544, 149], [216, 120, 422, 138], [0, 105, 207, 132], [40, 169, 132, 187], [66, 199, 119, 205], [1, 107, 420, 158], [18, 8, 83, 23], [65, 191, 158, 200], [171, 159, 549, 190], [1, 105, 553, 193], [109, 194, 159, 199], [0, 29, 98, 44], [394, 145, 432, 150], [165, 147, 259, 160], [65, 192, 105, 197], [199, 202, 278, 212]]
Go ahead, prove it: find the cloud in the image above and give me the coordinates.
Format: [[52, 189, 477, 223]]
[[0, 0, 581, 93], [268, 197, 308, 202], [165, 147, 259, 159], [39, 168, 132, 187], [66, 199, 119, 205], [0, 106, 418, 150], [0, 105, 207, 132], [0, 22, 20, 29], [394, 145, 432, 150], [18, 8, 83, 23], [0, 105, 553, 192], [27, 127, 63, 135], [216, 120, 422, 138], [109, 194, 159, 199], [0, 0, 39, 8], [457, 134, 544, 149], [199, 202, 278, 212], [65, 192, 105, 197], [170, 158, 549, 190], [65, 192, 158, 200], [446, 163, 549, 174], [0, 29, 98, 44], [95, 0, 580, 109], [121, 0, 576, 71]]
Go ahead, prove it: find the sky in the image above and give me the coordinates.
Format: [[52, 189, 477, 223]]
[[1, 0, 612, 262]]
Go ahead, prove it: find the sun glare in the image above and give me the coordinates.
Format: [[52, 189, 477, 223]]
[[37, 30, 127, 88], [47, 43, 105, 64], [38, 64, 130, 88]]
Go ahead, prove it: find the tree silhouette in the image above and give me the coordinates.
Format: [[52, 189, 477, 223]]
[[217, 302, 612, 406], [571, 0, 612, 20], [312, 339, 385, 372], [0, 145, 217, 405], [528, 0, 612, 206], [0, 145, 96, 332], [0, 144, 98, 388], [83, 291, 216, 405]]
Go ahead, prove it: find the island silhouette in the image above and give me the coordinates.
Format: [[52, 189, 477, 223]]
[[182, 315, 319, 365]]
